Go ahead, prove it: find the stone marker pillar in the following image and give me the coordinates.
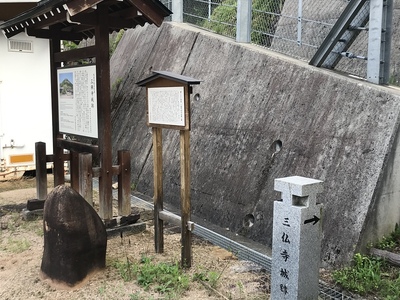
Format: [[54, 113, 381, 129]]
[[41, 185, 107, 288], [271, 176, 323, 299]]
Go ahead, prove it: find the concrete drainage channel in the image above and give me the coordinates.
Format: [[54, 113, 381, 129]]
[[96, 181, 353, 299]]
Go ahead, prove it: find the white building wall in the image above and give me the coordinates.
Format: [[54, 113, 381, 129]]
[[0, 31, 52, 171]]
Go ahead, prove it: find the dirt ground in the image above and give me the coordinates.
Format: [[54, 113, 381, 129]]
[[0, 176, 270, 300]]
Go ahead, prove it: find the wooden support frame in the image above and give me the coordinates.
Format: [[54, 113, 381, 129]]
[[153, 127, 164, 253], [78, 153, 93, 206], [1, 0, 171, 223], [180, 129, 192, 267], [96, 3, 113, 220], [138, 71, 200, 268], [118, 150, 131, 216], [49, 25, 65, 187], [35, 142, 47, 201], [70, 150, 80, 191]]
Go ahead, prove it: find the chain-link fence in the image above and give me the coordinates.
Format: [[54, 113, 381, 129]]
[[183, 0, 237, 39], [161, 0, 173, 20], [169, 0, 399, 85]]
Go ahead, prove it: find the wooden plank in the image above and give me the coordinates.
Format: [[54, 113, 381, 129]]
[[30, 10, 66, 30], [92, 167, 101, 178], [46, 153, 70, 163], [112, 165, 120, 175], [70, 150, 79, 192], [153, 127, 164, 253], [70, 14, 135, 29], [370, 248, 400, 267], [129, 0, 164, 26], [27, 199, 45, 211], [180, 129, 192, 268], [49, 26, 65, 187], [118, 150, 131, 216], [56, 138, 99, 156], [78, 153, 93, 206], [66, 0, 103, 16], [111, 6, 139, 18], [27, 28, 83, 41], [96, 3, 113, 220], [54, 46, 96, 63], [70, 13, 97, 26], [35, 142, 47, 201], [108, 16, 138, 29], [159, 210, 181, 226]]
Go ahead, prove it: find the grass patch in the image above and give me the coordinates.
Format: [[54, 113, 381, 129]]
[[193, 269, 221, 288], [376, 224, 400, 251], [113, 256, 190, 298], [1, 237, 31, 253], [333, 225, 400, 299], [333, 253, 400, 299]]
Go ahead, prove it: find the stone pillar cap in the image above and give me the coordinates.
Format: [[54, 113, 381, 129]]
[[275, 176, 323, 197]]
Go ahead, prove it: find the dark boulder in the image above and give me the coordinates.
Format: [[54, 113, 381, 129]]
[[40, 185, 107, 288]]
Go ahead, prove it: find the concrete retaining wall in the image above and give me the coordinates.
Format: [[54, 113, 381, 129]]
[[110, 22, 400, 267]]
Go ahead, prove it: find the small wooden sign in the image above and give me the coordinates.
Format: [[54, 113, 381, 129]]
[[137, 71, 200, 131], [137, 71, 201, 268], [148, 86, 186, 127]]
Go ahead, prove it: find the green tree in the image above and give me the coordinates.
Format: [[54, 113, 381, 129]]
[[202, 0, 237, 39], [202, 0, 285, 46], [251, 0, 285, 46]]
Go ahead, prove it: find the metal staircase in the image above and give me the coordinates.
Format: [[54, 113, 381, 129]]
[[310, 0, 394, 85]]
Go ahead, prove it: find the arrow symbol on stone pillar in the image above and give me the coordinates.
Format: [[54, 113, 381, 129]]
[[304, 215, 320, 225]]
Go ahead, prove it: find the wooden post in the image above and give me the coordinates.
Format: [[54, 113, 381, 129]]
[[153, 127, 164, 253], [78, 153, 93, 206], [70, 150, 79, 192], [49, 27, 64, 187], [118, 150, 131, 216], [96, 4, 113, 220], [180, 129, 192, 268], [35, 142, 47, 200]]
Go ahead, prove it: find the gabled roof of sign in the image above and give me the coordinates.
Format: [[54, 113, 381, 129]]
[[137, 71, 201, 86], [0, 0, 172, 41]]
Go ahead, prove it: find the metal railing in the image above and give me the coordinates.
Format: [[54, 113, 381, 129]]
[[160, 0, 399, 85]]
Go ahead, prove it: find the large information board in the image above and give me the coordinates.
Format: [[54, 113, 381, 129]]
[[147, 86, 185, 128], [57, 65, 98, 138]]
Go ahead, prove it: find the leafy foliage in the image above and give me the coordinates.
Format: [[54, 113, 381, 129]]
[[202, 0, 237, 39], [109, 29, 125, 57], [251, 0, 285, 46], [113, 256, 190, 298], [62, 40, 79, 51], [202, 0, 285, 45], [333, 253, 383, 295], [376, 224, 400, 251], [193, 269, 221, 288], [333, 252, 400, 298]]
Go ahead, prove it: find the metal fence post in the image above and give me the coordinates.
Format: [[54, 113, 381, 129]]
[[297, 0, 303, 45], [236, 0, 252, 43], [172, 0, 183, 22], [367, 0, 393, 85]]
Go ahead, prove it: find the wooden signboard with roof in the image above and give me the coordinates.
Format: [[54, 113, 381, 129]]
[[137, 71, 201, 268], [0, 0, 172, 222]]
